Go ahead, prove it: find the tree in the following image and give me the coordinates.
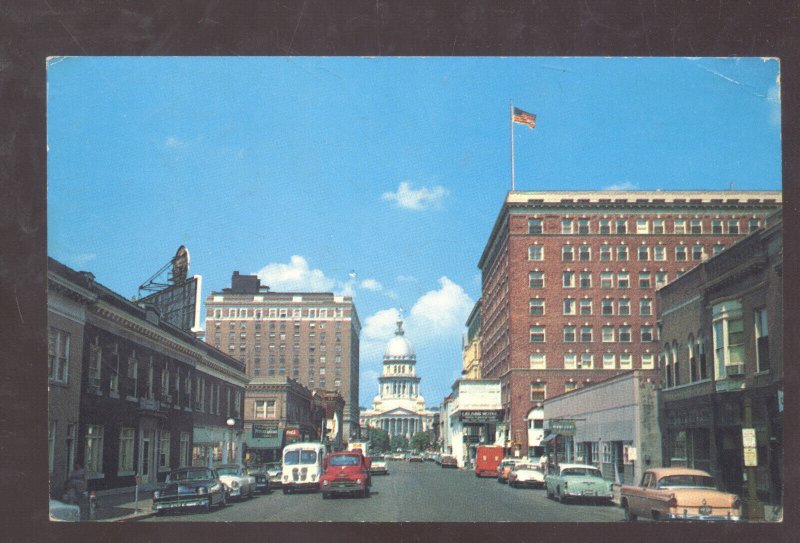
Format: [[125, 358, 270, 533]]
[[410, 431, 432, 452], [390, 435, 409, 451], [368, 428, 390, 453]]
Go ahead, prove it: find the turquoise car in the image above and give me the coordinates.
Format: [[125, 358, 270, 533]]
[[545, 463, 613, 504]]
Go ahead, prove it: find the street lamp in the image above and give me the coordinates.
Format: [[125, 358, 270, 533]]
[[226, 418, 235, 464]]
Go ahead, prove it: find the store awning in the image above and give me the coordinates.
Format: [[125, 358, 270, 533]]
[[245, 435, 283, 449], [540, 433, 558, 446]]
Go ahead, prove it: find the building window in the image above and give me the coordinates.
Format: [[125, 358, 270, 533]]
[[675, 245, 688, 261], [128, 354, 139, 397], [563, 299, 576, 315], [640, 298, 652, 316], [594, 246, 610, 264], [529, 272, 545, 288], [638, 272, 651, 289], [690, 219, 703, 234], [85, 425, 104, 475], [528, 245, 544, 261], [636, 219, 649, 234], [712, 244, 725, 256], [754, 307, 770, 372], [641, 326, 654, 342], [529, 299, 545, 316], [599, 219, 611, 234], [641, 353, 654, 369], [334, 379, 342, 389], [563, 326, 576, 343], [578, 353, 593, 369], [620, 353, 632, 369], [180, 432, 190, 467], [618, 299, 631, 316], [616, 245, 629, 261], [118, 427, 135, 473], [579, 272, 592, 289], [529, 326, 546, 343], [578, 218, 590, 234], [689, 335, 698, 382], [564, 354, 577, 369], [602, 326, 615, 342], [564, 382, 578, 393], [600, 272, 613, 289], [603, 354, 616, 369], [529, 353, 546, 369], [88, 341, 102, 390], [748, 218, 760, 233], [530, 384, 546, 402], [655, 271, 668, 288], [561, 219, 573, 234], [48, 328, 70, 384], [653, 220, 665, 234], [563, 271, 576, 288], [579, 299, 592, 315], [617, 272, 630, 289], [619, 326, 632, 342], [580, 326, 593, 342], [161, 364, 170, 398], [711, 219, 723, 234], [616, 219, 627, 234], [528, 218, 543, 234], [692, 245, 704, 261], [159, 431, 171, 469], [698, 337, 708, 379], [653, 245, 666, 262], [578, 246, 591, 261], [638, 245, 650, 261], [712, 301, 744, 379], [234, 391, 242, 417], [601, 299, 614, 316], [562, 245, 574, 261], [109, 345, 120, 396]]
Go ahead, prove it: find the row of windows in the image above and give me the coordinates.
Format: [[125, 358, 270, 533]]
[[528, 352, 656, 372], [528, 217, 760, 235], [529, 324, 654, 343], [530, 271, 673, 289], [211, 307, 346, 319], [80, 424, 191, 476], [531, 297, 652, 316], [529, 243, 724, 262]]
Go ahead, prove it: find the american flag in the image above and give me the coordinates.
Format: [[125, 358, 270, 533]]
[[512, 107, 536, 128]]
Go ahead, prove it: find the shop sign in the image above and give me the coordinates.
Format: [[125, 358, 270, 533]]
[[285, 428, 300, 439], [463, 434, 481, 443], [550, 420, 576, 436], [253, 423, 279, 439], [460, 410, 499, 423], [743, 447, 758, 467], [742, 428, 756, 448]]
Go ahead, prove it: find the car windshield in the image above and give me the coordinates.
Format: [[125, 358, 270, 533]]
[[515, 464, 539, 472], [329, 455, 361, 466], [216, 467, 242, 476], [562, 468, 603, 478], [284, 450, 318, 465], [170, 469, 212, 482], [657, 475, 716, 488]]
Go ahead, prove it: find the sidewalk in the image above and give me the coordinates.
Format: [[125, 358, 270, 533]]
[[90, 487, 156, 522]]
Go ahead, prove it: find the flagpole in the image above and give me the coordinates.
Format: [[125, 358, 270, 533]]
[[510, 100, 515, 192]]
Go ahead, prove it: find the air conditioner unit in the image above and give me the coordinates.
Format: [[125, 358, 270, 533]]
[[726, 364, 745, 377]]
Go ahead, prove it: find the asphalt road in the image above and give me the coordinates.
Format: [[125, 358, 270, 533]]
[[145, 460, 624, 522]]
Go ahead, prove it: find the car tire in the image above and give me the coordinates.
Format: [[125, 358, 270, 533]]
[[557, 487, 565, 503], [283, 487, 290, 495], [322, 492, 329, 500], [623, 502, 637, 521], [203, 498, 212, 513], [546, 486, 553, 499], [219, 492, 227, 508]]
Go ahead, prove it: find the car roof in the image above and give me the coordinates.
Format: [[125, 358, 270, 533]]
[[647, 467, 712, 478], [558, 463, 601, 470]]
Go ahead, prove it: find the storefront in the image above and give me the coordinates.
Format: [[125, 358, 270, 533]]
[[244, 421, 283, 465], [192, 424, 242, 467]]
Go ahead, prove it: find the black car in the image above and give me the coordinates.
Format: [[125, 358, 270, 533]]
[[152, 467, 227, 514], [245, 466, 272, 494]]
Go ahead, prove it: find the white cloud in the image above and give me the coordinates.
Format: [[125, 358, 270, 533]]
[[256, 255, 336, 292], [165, 136, 187, 148], [407, 277, 473, 336], [69, 253, 96, 268], [360, 278, 383, 291], [603, 181, 639, 191], [767, 75, 781, 127], [381, 181, 449, 210], [396, 274, 417, 283]]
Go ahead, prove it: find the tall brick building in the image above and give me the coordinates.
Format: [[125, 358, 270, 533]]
[[477, 190, 781, 457], [204, 272, 361, 439]]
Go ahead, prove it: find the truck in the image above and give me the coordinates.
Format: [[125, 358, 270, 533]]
[[347, 441, 370, 458], [320, 450, 372, 499], [281, 442, 326, 494], [474, 445, 504, 477]]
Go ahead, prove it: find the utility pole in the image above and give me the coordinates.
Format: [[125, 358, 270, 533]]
[[742, 395, 764, 520]]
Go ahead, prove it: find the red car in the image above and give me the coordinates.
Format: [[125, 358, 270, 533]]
[[320, 451, 372, 499]]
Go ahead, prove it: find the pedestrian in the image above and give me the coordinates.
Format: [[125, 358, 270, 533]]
[[64, 462, 88, 520]]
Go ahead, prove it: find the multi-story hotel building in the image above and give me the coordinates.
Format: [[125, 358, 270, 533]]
[[477, 190, 782, 457], [204, 272, 361, 439]]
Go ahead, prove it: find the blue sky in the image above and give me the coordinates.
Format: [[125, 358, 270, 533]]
[[47, 57, 781, 407]]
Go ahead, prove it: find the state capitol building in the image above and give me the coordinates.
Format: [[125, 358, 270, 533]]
[[360, 319, 436, 438]]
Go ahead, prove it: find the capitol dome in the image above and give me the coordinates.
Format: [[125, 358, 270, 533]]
[[384, 320, 415, 359]]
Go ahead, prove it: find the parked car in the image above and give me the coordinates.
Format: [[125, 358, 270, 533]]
[[474, 445, 504, 477], [432, 453, 442, 465], [620, 467, 741, 521], [545, 463, 613, 504], [215, 464, 256, 500], [408, 453, 424, 462], [320, 451, 372, 499], [496, 459, 518, 483], [369, 455, 389, 475], [49, 498, 80, 521], [264, 462, 283, 488], [440, 455, 458, 468], [152, 467, 227, 514], [507, 463, 545, 488], [245, 466, 272, 494]]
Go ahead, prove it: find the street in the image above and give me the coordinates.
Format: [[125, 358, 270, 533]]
[[145, 460, 624, 522]]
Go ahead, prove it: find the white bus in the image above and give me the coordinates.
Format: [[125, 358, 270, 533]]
[[281, 442, 326, 494]]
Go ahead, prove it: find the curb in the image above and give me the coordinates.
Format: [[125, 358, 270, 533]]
[[98, 510, 158, 522]]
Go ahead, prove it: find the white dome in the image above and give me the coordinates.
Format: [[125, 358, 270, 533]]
[[384, 320, 415, 358]]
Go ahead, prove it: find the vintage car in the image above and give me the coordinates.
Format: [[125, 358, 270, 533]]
[[264, 462, 283, 488], [152, 467, 227, 513], [507, 463, 545, 488], [440, 455, 458, 468], [245, 466, 272, 494], [49, 498, 81, 521], [320, 451, 372, 499], [545, 463, 613, 503], [620, 467, 741, 521], [369, 455, 389, 475], [408, 453, 424, 462], [496, 459, 518, 483], [215, 464, 256, 500]]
